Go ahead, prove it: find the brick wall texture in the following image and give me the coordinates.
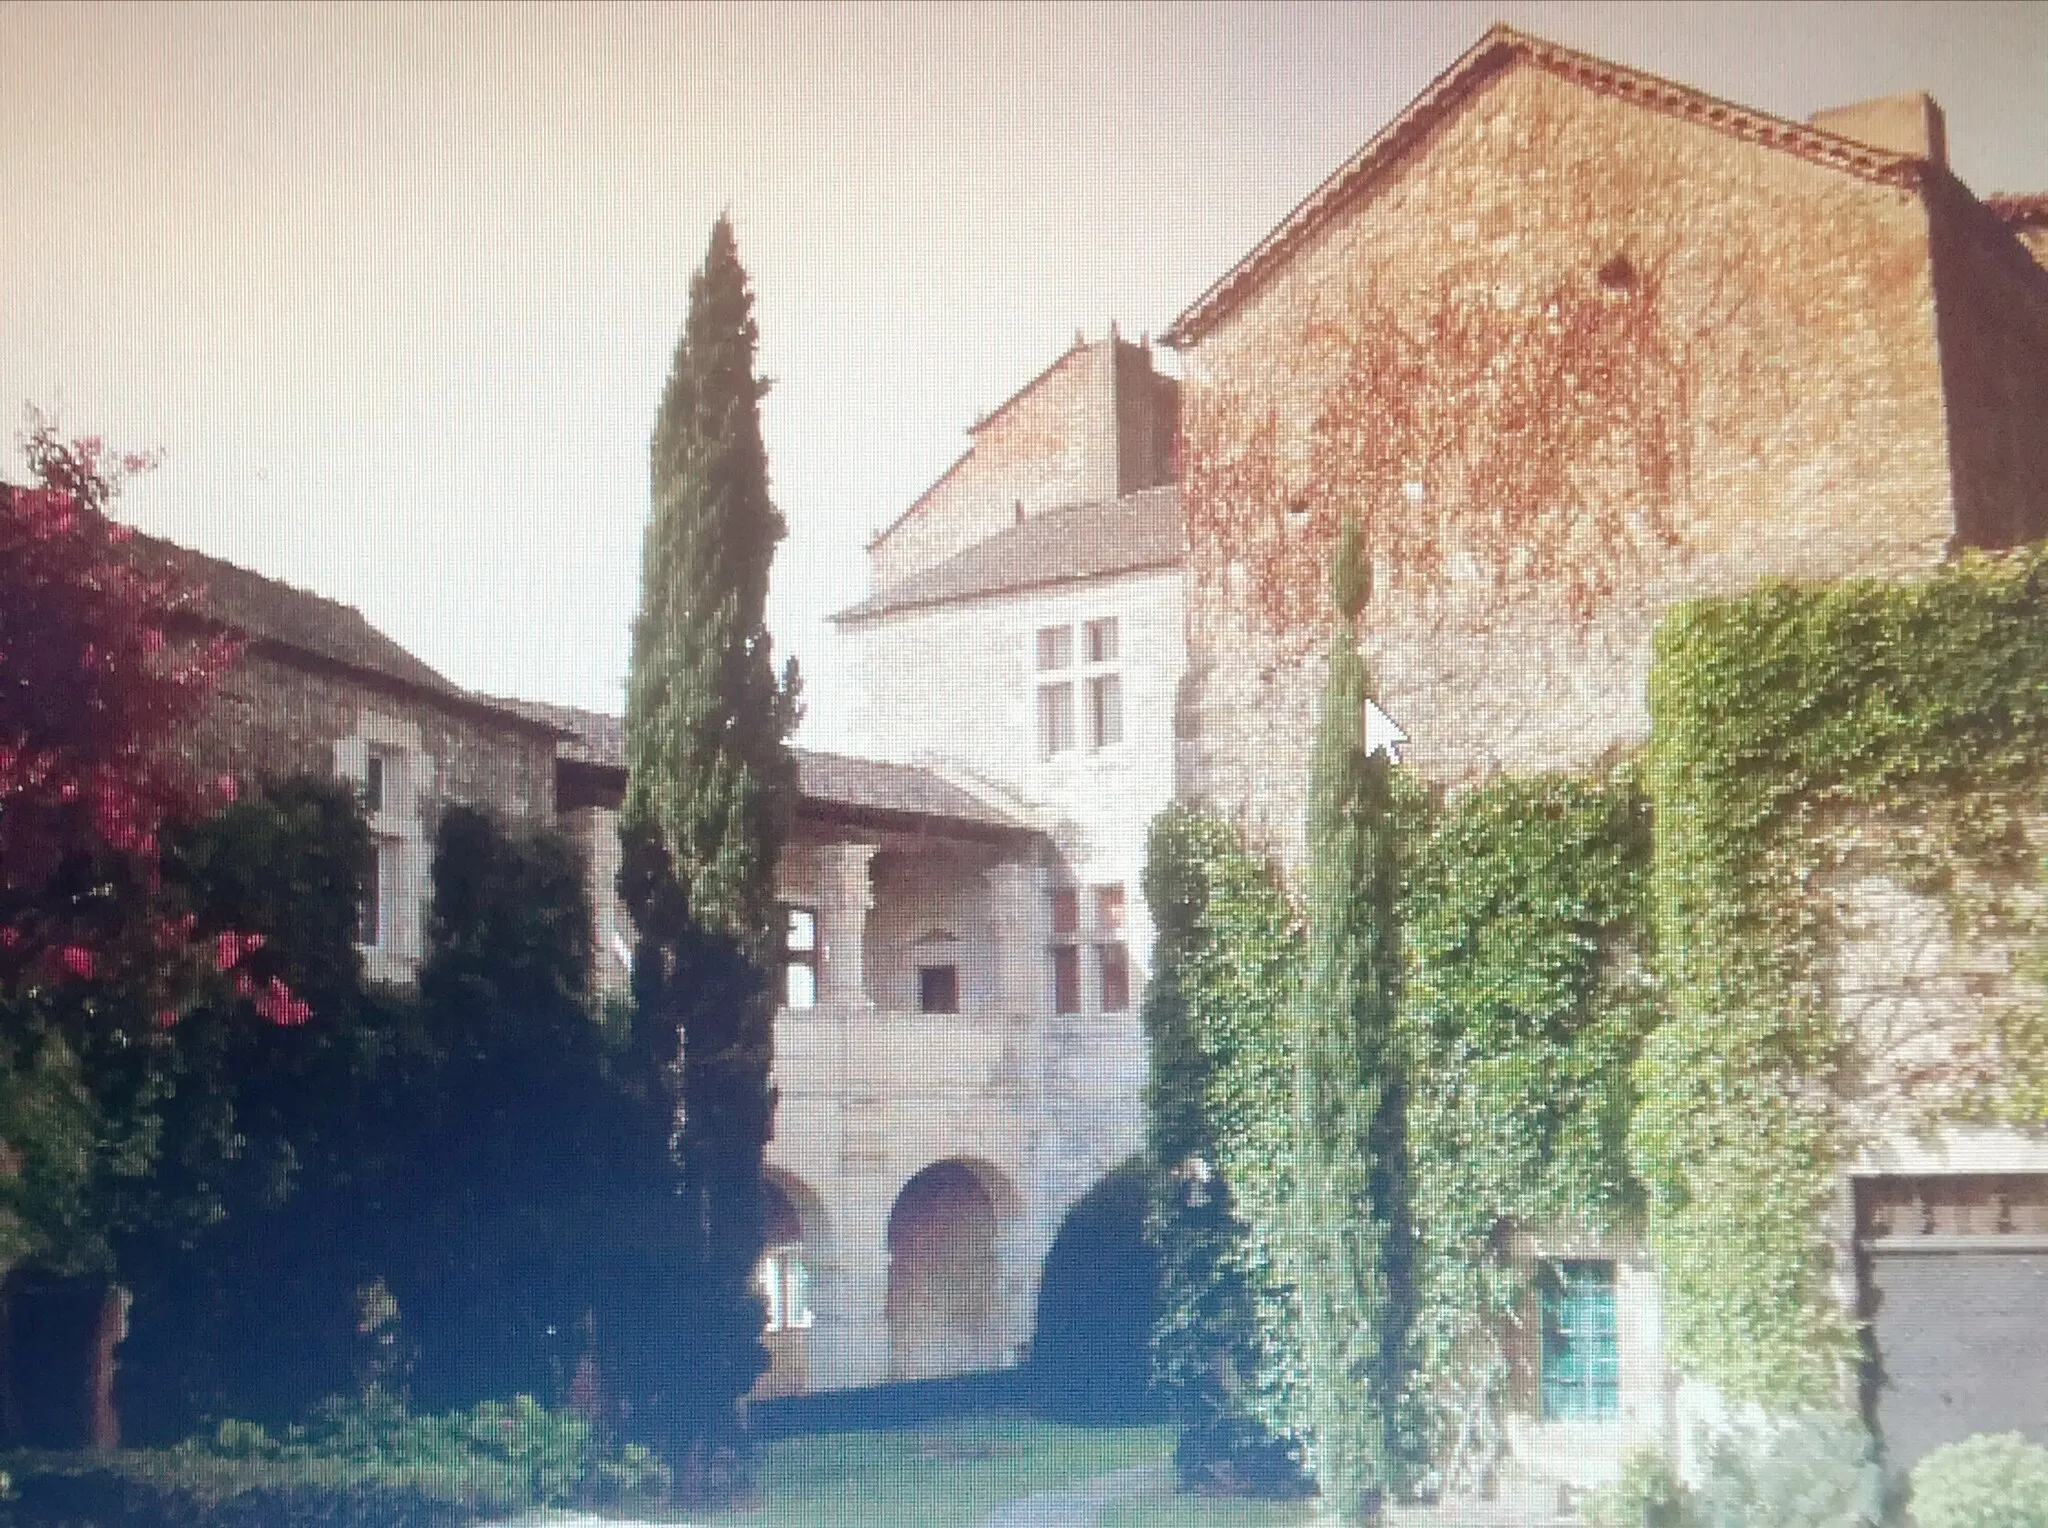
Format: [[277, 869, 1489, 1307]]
[[1175, 56, 2048, 866], [867, 336, 1176, 590], [187, 650, 559, 830]]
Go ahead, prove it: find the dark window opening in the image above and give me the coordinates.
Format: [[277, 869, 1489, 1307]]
[[1052, 945, 1081, 1015], [1098, 942, 1130, 1012], [919, 963, 959, 1014], [1050, 887, 1079, 936], [363, 753, 385, 813]]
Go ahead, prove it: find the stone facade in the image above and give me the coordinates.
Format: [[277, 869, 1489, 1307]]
[[1165, 26, 2046, 868], [867, 331, 1177, 588], [146, 538, 563, 984], [1152, 21, 2048, 1486]]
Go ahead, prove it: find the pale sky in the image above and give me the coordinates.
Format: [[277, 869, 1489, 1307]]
[[4, 2, 2045, 748]]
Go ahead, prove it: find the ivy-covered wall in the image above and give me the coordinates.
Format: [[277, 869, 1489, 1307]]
[[1637, 546, 2048, 1403], [1149, 545, 2048, 1484], [1145, 771, 1656, 1479], [1402, 772, 1656, 1457]]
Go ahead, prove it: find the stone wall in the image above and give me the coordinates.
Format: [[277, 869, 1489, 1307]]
[[185, 648, 558, 978], [1928, 178, 2048, 550], [842, 565, 1185, 976], [867, 337, 1176, 589], [1176, 59, 1962, 864]]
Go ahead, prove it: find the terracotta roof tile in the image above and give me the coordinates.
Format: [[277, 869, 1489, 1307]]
[[836, 486, 1180, 623]]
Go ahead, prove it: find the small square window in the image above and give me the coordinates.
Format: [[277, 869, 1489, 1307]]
[[1098, 942, 1130, 1012], [1051, 945, 1081, 1015], [1038, 683, 1075, 755], [919, 964, 960, 1014], [1036, 625, 1073, 671], [1084, 617, 1119, 664], [1087, 674, 1122, 748]]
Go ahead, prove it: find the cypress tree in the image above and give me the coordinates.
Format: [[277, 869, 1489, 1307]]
[[617, 215, 799, 1485], [1292, 519, 1413, 1522]]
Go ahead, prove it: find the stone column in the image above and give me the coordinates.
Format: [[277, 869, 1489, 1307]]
[[818, 843, 877, 1010], [983, 861, 1045, 1015]]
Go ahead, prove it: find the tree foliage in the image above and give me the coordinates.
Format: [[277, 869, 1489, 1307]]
[[624, 215, 800, 946], [617, 215, 799, 1482], [1290, 520, 1413, 1519], [1141, 807, 1310, 1496], [0, 415, 299, 1028]]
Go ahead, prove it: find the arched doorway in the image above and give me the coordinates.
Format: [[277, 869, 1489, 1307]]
[[1031, 1159, 1163, 1421], [885, 1160, 1005, 1381], [754, 1172, 824, 1398]]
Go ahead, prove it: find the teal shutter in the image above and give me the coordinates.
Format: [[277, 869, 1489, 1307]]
[[1539, 1259, 1619, 1420]]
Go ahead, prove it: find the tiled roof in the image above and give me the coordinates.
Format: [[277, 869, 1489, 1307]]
[[489, 696, 626, 768], [1165, 23, 1933, 348], [128, 533, 557, 733], [835, 486, 1181, 623], [794, 749, 1024, 832], [503, 700, 1027, 834]]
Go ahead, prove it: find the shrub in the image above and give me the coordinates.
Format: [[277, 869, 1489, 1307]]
[[1581, 1446, 1693, 1528], [1693, 1412, 1882, 1528], [1911, 1434, 2048, 1528]]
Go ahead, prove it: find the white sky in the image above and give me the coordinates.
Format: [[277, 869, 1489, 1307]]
[[4, 1, 2045, 749]]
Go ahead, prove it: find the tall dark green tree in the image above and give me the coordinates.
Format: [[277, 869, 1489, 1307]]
[[618, 215, 799, 1482], [1291, 519, 1414, 1521]]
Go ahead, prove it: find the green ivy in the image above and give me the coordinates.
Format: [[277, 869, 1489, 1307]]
[[1141, 807, 1311, 1482], [1400, 770, 1656, 1460], [1637, 547, 2048, 1402]]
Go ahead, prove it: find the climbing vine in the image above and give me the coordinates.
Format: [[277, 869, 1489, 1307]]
[[1637, 547, 2048, 1402], [1400, 771, 1657, 1470], [1145, 771, 1654, 1486], [1181, 265, 1690, 645], [1141, 805, 1309, 1492]]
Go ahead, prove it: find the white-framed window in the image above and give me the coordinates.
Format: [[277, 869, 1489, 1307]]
[[358, 837, 396, 949], [758, 1245, 814, 1333], [1036, 624, 1075, 756], [1039, 618, 1124, 755], [784, 906, 818, 1010], [1094, 884, 1130, 1012], [363, 752, 386, 814]]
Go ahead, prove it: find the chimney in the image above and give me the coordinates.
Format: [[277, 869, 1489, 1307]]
[[1810, 91, 1947, 166]]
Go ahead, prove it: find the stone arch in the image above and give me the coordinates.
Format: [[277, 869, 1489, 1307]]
[[756, 1169, 830, 1399], [1031, 1157, 1162, 1421], [884, 1158, 1019, 1381]]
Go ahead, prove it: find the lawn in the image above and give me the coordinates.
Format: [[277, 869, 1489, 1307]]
[[1097, 1480, 1323, 1528], [691, 1416, 1176, 1528]]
